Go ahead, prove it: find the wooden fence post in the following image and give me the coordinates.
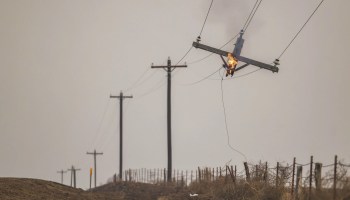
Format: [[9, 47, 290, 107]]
[[264, 162, 268, 183], [296, 166, 303, 200], [309, 156, 313, 200], [291, 157, 296, 197], [315, 163, 322, 191], [333, 155, 338, 200], [276, 162, 279, 187], [244, 162, 250, 182], [198, 167, 201, 182]]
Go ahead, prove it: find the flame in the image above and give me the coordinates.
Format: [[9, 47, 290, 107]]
[[227, 53, 238, 69]]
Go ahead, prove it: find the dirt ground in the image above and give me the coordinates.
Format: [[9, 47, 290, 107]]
[[0, 178, 195, 200]]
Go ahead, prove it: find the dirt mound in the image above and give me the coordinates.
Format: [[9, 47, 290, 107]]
[[0, 178, 123, 200], [92, 182, 192, 200]]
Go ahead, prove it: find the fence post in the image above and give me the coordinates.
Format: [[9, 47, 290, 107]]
[[212, 168, 214, 181], [309, 156, 313, 200], [291, 157, 296, 197], [296, 166, 303, 200], [244, 162, 250, 181], [333, 155, 338, 200], [315, 163, 322, 191], [264, 162, 268, 183], [276, 162, 279, 187], [198, 167, 201, 182]]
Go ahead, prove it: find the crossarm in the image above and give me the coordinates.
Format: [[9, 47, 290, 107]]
[[236, 55, 279, 73], [192, 42, 229, 57]]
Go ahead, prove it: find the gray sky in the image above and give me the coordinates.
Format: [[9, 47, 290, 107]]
[[1, 0, 349, 188]]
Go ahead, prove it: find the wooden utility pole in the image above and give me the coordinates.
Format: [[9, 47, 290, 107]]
[[68, 166, 81, 188], [86, 149, 103, 188], [110, 91, 133, 181], [151, 57, 187, 182], [57, 170, 67, 184]]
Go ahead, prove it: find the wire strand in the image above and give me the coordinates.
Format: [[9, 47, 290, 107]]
[[244, 0, 263, 32], [220, 77, 247, 162], [242, 0, 259, 30], [198, 0, 214, 37], [278, 0, 325, 59]]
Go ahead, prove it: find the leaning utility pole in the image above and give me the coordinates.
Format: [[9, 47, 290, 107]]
[[151, 57, 187, 182], [68, 166, 81, 188], [110, 91, 133, 181], [86, 149, 103, 187], [57, 170, 67, 184]]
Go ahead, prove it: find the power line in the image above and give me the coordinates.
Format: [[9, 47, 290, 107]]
[[179, 67, 222, 86], [278, 0, 325, 59], [124, 67, 151, 93], [220, 76, 247, 162], [243, 0, 263, 32], [242, 0, 259, 30], [135, 77, 166, 99], [90, 98, 111, 149], [197, 0, 214, 40]]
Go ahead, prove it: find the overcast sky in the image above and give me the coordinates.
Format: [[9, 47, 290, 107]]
[[1, 0, 349, 188]]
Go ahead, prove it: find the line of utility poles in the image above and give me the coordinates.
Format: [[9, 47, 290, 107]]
[[110, 91, 133, 181], [151, 57, 187, 181], [86, 149, 103, 188], [57, 170, 67, 184], [67, 166, 81, 188]]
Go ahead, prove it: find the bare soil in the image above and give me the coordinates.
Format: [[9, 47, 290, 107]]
[[0, 178, 193, 200]]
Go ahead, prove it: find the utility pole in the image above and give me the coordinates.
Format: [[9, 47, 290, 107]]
[[87, 149, 103, 188], [110, 91, 133, 181], [68, 166, 81, 188], [57, 170, 67, 184], [151, 57, 187, 182]]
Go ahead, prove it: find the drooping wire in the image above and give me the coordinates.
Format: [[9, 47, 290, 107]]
[[242, 0, 259, 31], [135, 77, 166, 99], [124, 68, 151, 93], [180, 67, 222, 86], [174, 46, 193, 66], [198, 0, 214, 39], [278, 0, 325, 59], [243, 0, 263, 32], [220, 76, 247, 161], [89, 98, 111, 149]]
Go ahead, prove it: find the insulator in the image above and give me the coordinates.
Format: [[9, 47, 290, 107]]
[[274, 59, 280, 66]]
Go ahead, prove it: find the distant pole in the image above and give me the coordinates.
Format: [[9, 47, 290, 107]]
[[151, 58, 187, 182], [57, 170, 67, 184], [68, 166, 81, 188], [110, 91, 133, 181], [87, 149, 103, 187]]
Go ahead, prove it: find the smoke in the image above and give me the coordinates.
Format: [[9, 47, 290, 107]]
[[201, 0, 255, 37]]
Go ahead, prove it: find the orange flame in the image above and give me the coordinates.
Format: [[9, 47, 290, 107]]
[[227, 53, 238, 69]]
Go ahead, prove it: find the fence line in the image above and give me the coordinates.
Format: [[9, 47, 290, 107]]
[[108, 155, 348, 200]]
